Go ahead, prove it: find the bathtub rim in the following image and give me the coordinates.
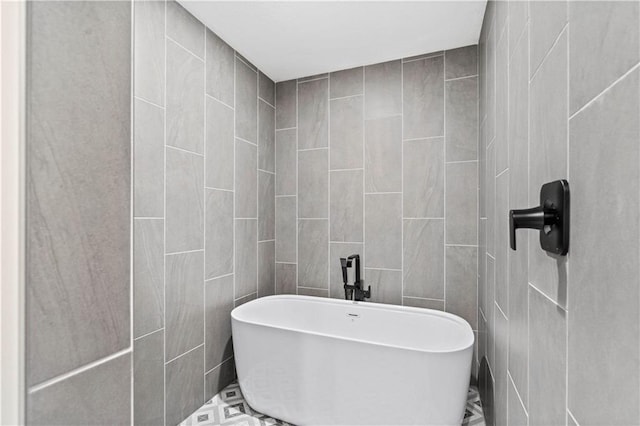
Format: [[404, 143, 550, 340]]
[[231, 294, 475, 355]]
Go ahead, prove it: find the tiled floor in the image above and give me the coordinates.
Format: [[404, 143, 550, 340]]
[[180, 381, 486, 426]]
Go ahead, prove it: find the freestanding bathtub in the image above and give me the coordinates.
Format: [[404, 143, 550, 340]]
[[231, 295, 474, 426]]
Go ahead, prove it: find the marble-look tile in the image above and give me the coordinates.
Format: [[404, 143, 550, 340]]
[[258, 241, 275, 297], [276, 263, 297, 295], [166, 147, 203, 253], [166, 345, 205, 426], [235, 293, 257, 307], [205, 97, 234, 190], [258, 171, 275, 241], [446, 77, 478, 161], [205, 358, 236, 401], [275, 80, 297, 129], [364, 60, 401, 119], [445, 246, 477, 329], [330, 67, 363, 98], [529, 0, 567, 78], [275, 196, 296, 262], [329, 243, 364, 300], [445, 45, 477, 79], [446, 162, 478, 245], [205, 189, 233, 280], [134, 0, 165, 105], [28, 352, 131, 425], [508, 0, 528, 59], [275, 129, 296, 196], [403, 297, 444, 311], [298, 219, 329, 288], [364, 194, 401, 269], [330, 170, 363, 242], [134, 330, 164, 426], [26, 0, 131, 384], [364, 116, 401, 193], [366, 269, 402, 305], [529, 288, 566, 426], [569, 1, 639, 114], [494, 28, 508, 175], [235, 58, 258, 143], [298, 149, 328, 218], [485, 22, 496, 143], [134, 99, 164, 217], [486, 143, 495, 256], [298, 287, 329, 297], [259, 71, 275, 106], [166, 251, 204, 361], [508, 376, 528, 426], [166, 0, 204, 58], [205, 274, 234, 371], [494, 171, 509, 314], [235, 139, 257, 219], [330, 96, 363, 170], [258, 100, 275, 173], [403, 138, 444, 218], [569, 69, 640, 425], [494, 307, 508, 426], [403, 219, 444, 299], [485, 255, 495, 371], [166, 40, 204, 154], [298, 78, 329, 149], [134, 219, 164, 338], [403, 56, 444, 139], [235, 219, 258, 298], [205, 30, 234, 107], [529, 30, 567, 305]]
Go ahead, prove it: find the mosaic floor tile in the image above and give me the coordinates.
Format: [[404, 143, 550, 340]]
[[180, 381, 485, 426]]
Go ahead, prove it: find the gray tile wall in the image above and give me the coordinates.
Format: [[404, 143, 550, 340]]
[[26, 1, 132, 423], [477, 1, 640, 424], [132, 1, 275, 424], [275, 47, 479, 353]]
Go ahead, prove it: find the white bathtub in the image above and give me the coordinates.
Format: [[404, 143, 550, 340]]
[[231, 295, 474, 426]]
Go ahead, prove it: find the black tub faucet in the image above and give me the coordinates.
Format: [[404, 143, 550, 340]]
[[340, 254, 371, 302]]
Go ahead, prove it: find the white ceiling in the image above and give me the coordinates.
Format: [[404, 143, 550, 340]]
[[178, 1, 487, 82]]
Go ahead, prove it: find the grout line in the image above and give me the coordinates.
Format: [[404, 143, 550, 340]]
[[402, 296, 444, 302], [443, 49, 448, 313], [329, 241, 364, 244], [134, 327, 164, 342], [276, 126, 296, 131], [275, 194, 295, 198], [205, 93, 234, 111], [297, 76, 328, 84], [129, 2, 135, 422], [529, 281, 567, 312], [234, 53, 257, 74], [568, 409, 580, 426], [205, 272, 234, 283], [495, 299, 507, 320], [163, 2, 168, 422], [508, 371, 529, 417], [403, 135, 444, 142], [298, 146, 328, 152], [365, 267, 402, 272], [446, 159, 479, 164], [166, 248, 204, 256], [402, 52, 444, 63], [530, 22, 569, 82], [29, 348, 132, 394], [165, 343, 204, 365], [276, 261, 296, 265], [205, 186, 233, 192], [203, 28, 208, 401], [236, 136, 257, 147], [166, 144, 204, 157], [329, 93, 363, 101], [134, 216, 164, 220], [134, 95, 165, 110], [258, 96, 275, 109], [329, 167, 364, 172], [445, 74, 479, 82], [445, 243, 479, 247], [258, 168, 275, 175], [204, 356, 234, 376], [166, 35, 204, 63]]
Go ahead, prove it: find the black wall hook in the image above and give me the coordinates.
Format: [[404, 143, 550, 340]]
[[509, 179, 570, 256]]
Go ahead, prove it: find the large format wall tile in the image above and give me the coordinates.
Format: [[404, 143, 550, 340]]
[[166, 147, 204, 253], [445, 45, 477, 79], [276, 263, 297, 295], [166, 40, 204, 154], [206, 30, 235, 107], [276, 129, 296, 195], [403, 138, 444, 218], [258, 171, 275, 241], [569, 69, 639, 425], [235, 139, 257, 218], [276, 196, 296, 262], [258, 100, 276, 172], [445, 77, 478, 161], [205, 97, 234, 190], [205, 357, 236, 401], [298, 219, 329, 288], [298, 148, 328, 218], [403, 219, 444, 299], [275, 80, 297, 129], [403, 55, 444, 139], [205, 274, 234, 371], [530, 0, 567, 78], [364, 60, 401, 119], [26, 0, 131, 385], [330, 170, 363, 242], [330, 67, 363, 98], [134, 331, 164, 426], [298, 78, 329, 149], [494, 307, 508, 426], [258, 241, 276, 297], [236, 57, 258, 143], [166, 0, 204, 58], [166, 251, 204, 360], [494, 27, 509, 175], [134, 0, 165, 105], [365, 194, 402, 269], [166, 345, 204, 426], [259, 71, 275, 106], [364, 116, 401, 193], [205, 189, 233, 279], [494, 171, 508, 313], [134, 219, 164, 338], [366, 269, 402, 305], [330, 96, 363, 170], [134, 98, 164, 217], [235, 219, 258, 298], [445, 162, 478, 245], [508, 376, 528, 426], [445, 246, 477, 329], [28, 352, 131, 425]]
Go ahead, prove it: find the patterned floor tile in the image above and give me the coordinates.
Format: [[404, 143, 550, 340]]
[[180, 381, 485, 426]]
